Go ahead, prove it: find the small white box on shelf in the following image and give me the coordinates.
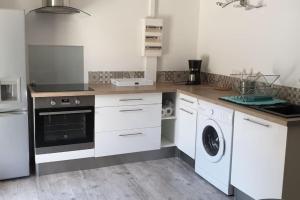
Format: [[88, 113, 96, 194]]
[[141, 18, 163, 57], [111, 78, 154, 87]]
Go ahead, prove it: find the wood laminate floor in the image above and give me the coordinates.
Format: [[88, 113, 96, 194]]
[[0, 158, 233, 200]]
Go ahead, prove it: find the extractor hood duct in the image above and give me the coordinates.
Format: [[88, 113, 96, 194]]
[[30, 0, 91, 16]]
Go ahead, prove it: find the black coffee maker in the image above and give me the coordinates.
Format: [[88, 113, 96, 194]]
[[187, 60, 202, 85]]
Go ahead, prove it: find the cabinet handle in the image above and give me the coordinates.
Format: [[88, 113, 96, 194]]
[[244, 118, 270, 128], [180, 108, 193, 115], [119, 98, 143, 102], [119, 133, 143, 137], [119, 109, 143, 112], [180, 98, 194, 104]]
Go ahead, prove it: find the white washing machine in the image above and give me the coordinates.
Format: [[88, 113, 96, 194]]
[[195, 100, 234, 195]]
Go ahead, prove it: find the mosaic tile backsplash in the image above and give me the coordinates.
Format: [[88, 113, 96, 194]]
[[89, 71, 300, 104], [89, 71, 144, 84], [89, 71, 191, 84], [204, 73, 300, 105]]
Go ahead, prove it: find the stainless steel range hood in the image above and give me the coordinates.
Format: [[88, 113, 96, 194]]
[[30, 0, 91, 16]]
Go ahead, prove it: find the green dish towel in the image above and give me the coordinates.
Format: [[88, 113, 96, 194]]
[[220, 96, 287, 106]]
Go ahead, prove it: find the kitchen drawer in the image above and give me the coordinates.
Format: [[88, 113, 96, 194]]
[[95, 127, 161, 157], [95, 93, 162, 107], [178, 93, 197, 109], [95, 104, 161, 132]]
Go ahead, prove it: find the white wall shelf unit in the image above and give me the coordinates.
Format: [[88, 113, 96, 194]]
[[161, 136, 175, 148], [162, 92, 176, 118], [161, 120, 176, 148], [161, 92, 177, 148]]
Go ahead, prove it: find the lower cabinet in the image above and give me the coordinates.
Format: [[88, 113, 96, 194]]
[[95, 93, 162, 157], [95, 127, 161, 157], [175, 103, 197, 159], [231, 111, 288, 200]]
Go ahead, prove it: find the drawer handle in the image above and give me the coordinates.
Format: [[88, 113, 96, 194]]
[[119, 109, 143, 112], [244, 118, 270, 128], [119, 98, 143, 102], [180, 108, 193, 115], [180, 98, 194, 104], [119, 133, 143, 137]]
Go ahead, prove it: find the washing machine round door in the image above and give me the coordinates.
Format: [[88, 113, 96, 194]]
[[200, 119, 225, 163]]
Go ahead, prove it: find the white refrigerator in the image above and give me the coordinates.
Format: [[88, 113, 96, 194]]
[[0, 9, 29, 180]]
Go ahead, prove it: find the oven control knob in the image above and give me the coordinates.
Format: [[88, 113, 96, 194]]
[[50, 100, 56, 106], [75, 99, 81, 105]]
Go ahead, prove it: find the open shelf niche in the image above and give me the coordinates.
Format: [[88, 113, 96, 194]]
[[161, 92, 177, 148]]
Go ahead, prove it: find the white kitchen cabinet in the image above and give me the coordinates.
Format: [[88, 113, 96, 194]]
[[95, 127, 161, 157], [95, 93, 162, 157], [95, 93, 162, 107], [95, 104, 161, 132], [175, 93, 197, 159], [231, 111, 288, 200], [178, 93, 198, 109]]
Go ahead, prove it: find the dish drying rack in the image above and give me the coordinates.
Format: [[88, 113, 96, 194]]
[[231, 73, 280, 102]]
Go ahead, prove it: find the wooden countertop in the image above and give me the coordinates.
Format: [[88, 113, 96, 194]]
[[29, 83, 300, 126], [176, 87, 300, 126], [29, 83, 183, 97]]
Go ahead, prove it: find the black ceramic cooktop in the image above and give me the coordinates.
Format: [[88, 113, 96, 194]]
[[251, 104, 300, 118], [31, 84, 93, 92]]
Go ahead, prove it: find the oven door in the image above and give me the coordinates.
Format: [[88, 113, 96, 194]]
[[35, 106, 94, 154]]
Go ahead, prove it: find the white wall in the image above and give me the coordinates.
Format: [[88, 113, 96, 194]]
[[0, 0, 200, 82], [197, 0, 300, 88]]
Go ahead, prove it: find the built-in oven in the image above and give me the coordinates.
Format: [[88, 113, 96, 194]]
[[34, 96, 94, 154]]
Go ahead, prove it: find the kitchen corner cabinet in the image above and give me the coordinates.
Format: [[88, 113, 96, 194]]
[[231, 111, 287, 200], [175, 93, 197, 159]]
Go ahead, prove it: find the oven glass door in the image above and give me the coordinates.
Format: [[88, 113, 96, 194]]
[[35, 107, 94, 148]]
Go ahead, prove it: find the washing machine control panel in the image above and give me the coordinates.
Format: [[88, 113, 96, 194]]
[[198, 100, 234, 123]]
